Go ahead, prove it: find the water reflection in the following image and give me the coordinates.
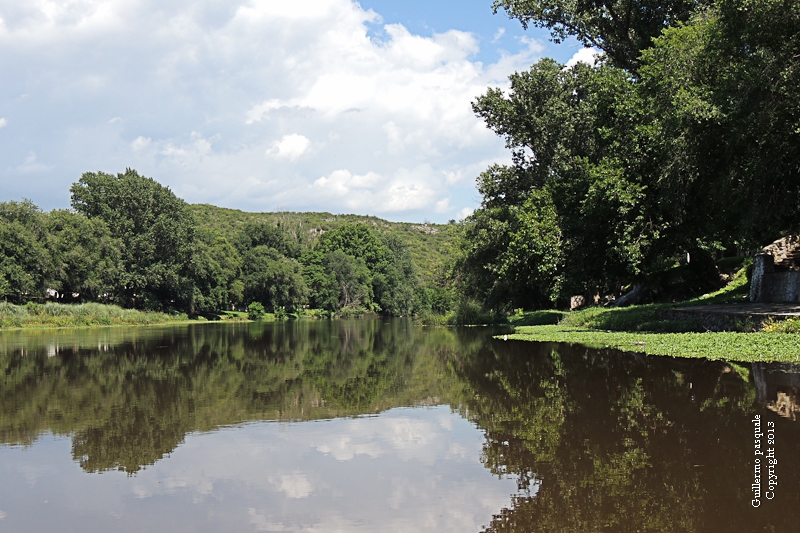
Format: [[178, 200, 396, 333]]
[[1, 320, 473, 473], [753, 362, 800, 420], [0, 407, 514, 532], [2, 320, 800, 532], [451, 340, 800, 533]]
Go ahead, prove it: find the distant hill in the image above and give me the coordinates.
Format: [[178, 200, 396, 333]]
[[190, 204, 454, 284]]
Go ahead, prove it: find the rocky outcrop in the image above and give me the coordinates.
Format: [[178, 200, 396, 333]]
[[760, 234, 800, 270]]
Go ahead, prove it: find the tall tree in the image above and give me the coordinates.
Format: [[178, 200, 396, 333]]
[[316, 224, 418, 315], [241, 246, 308, 313], [190, 229, 243, 312], [0, 201, 50, 302], [45, 210, 123, 302], [70, 169, 196, 311], [639, 0, 800, 247], [324, 250, 374, 312], [467, 59, 662, 304]]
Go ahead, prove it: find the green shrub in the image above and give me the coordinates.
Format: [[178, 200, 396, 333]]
[[247, 302, 266, 320], [337, 305, 369, 319], [25, 302, 44, 315]]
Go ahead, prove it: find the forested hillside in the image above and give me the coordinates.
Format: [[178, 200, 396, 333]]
[[0, 170, 454, 317], [190, 204, 453, 286]]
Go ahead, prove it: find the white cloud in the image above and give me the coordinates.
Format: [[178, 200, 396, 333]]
[[492, 28, 505, 42], [566, 47, 601, 68], [131, 136, 151, 151], [12, 152, 53, 174], [0, 0, 547, 220], [457, 207, 474, 220], [0, 118, 6, 128], [268, 134, 311, 160], [307, 166, 436, 213], [434, 198, 450, 213], [0, 510, 6, 520]]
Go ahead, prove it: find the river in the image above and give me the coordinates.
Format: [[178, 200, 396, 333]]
[[1, 319, 799, 532]]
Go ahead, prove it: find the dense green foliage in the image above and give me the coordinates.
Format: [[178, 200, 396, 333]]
[[457, 0, 800, 312], [189, 204, 453, 287], [2, 171, 450, 318], [71, 169, 197, 311]]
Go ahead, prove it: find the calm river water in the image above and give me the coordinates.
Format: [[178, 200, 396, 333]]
[[1, 319, 799, 532]]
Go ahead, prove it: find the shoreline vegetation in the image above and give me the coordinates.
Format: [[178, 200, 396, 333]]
[[500, 277, 800, 363], [4, 261, 798, 364], [0, 302, 194, 330], [1, 171, 451, 326], [505, 326, 800, 363], [420, 264, 800, 363], [0, 301, 368, 331]]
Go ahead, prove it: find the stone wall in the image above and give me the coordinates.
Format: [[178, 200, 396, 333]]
[[750, 253, 800, 303]]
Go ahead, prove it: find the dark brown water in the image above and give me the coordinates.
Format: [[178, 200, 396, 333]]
[[1, 319, 799, 532]]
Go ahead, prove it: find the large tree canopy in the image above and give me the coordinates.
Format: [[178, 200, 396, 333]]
[[307, 223, 419, 315], [0, 201, 50, 302], [45, 210, 122, 302], [70, 169, 196, 311], [460, 0, 800, 310]]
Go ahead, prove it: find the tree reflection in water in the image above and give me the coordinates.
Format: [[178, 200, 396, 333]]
[[2, 320, 800, 531], [450, 337, 800, 533]]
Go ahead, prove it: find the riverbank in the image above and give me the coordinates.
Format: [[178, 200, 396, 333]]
[[0, 302, 193, 330], [501, 264, 800, 361], [505, 324, 800, 362]]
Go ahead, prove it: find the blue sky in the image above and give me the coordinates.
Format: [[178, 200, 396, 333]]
[[360, 0, 580, 64], [0, 0, 587, 222]]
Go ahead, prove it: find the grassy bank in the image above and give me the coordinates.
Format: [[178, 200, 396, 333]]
[[506, 325, 800, 362], [502, 262, 800, 362], [0, 302, 190, 329]]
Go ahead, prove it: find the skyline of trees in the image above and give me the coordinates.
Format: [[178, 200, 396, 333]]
[[0, 170, 439, 316]]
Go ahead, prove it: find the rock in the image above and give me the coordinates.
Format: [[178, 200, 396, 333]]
[[570, 295, 586, 310], [761, 234, 800, 270]]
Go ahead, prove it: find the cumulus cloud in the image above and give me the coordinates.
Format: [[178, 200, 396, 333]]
[[0, 0, 547, 220], [268, 134, 311, 160], [308, 166, 436, 214], [566, 47, 601, 68], [131, 136, 151, 152], [0, 118, 6, 128]]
